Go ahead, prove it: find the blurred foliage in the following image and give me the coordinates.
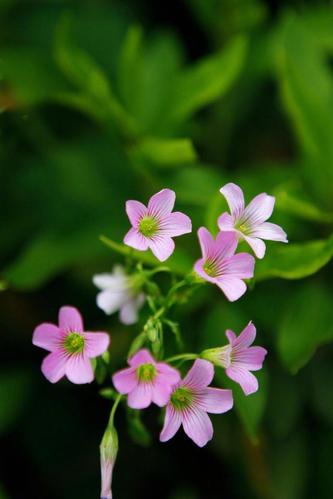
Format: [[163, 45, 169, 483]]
[[1, 0, 333, 498]]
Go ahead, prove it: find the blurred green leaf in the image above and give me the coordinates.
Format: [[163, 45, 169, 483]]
[[131, 136, 197, 167], [0, 370, 32, 435], [278, 282, 333, 373], [0, 483, 9, 499], [256, 234, 333, 281], [275, 188, 333, 224], [164, 35, 248, 125], [127, 410, 152, 446]]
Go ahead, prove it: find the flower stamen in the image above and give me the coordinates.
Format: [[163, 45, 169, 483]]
[[138, 216, 159, 238]]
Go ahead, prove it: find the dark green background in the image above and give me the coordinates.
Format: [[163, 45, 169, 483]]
[[1, 0, 333, 498]]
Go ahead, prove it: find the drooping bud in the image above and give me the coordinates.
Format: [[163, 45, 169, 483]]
[[100, 424, 118, 499]]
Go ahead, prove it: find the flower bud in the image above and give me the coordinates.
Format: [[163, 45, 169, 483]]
[[100, 424, 118, 499]]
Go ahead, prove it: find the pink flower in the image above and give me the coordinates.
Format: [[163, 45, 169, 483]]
[[194, 227, 255, 301], [160, 359, 233, 447], [124, 188, 192, 262], [112, 349, 180, 409], [202, 322, 267, 395], [218, 182, 288, 259], [32, 306, 110, 384]]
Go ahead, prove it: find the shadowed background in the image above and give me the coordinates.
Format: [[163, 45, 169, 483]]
[[1, 0, 333, 498]]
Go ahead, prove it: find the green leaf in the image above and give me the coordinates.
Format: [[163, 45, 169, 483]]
[[127, 410, 152, 446], [131, 136, 197, 167], [277, 282, 333, 373], [275, 189, 333, 224], [255, 234, 333, 281], [164, 35, 247, 125], [0, 370, 32, 435]]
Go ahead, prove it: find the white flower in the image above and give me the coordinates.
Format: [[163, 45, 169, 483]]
[[93, 266, 145, 325]]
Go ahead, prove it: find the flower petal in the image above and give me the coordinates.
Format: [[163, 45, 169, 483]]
[[112, 366, 137, 394], [217, 212, 236, 231], [220, 183, 245, 219], [231, 322, 256, 350], [251, 222, 288, 242], [41, 350, 68, 383], [160, 211, 192, 237], [243, 236, 266, 259], [223, 252, 255, 279], [194, 259, 216, 283], [124, 228, 149, 251], [152, 382, 172, 407], [148, 189, 175, 218], [226, 365, 259, 395], [126, 200, 147, 226], [96, 289, 128, 315], [215, 231, 239, 260], [59, 306, 84, 333], [225, 329, 237, 344], [182, 408, 213, 447], [197, 227, 215, 259], [128, 348, 155, 367], [93, 270, 126, 291], [127, 383, 153, 409], [183, 359, 214, 389], [160, 405, 182, 442], [84, 332, 110, 358], [216, 277, 247, 301], [33, 323, 60, 352], [233, 346, 267, 370], [242, 193, 275, 226], [119, 294, 145, 325], [65, 355, 94, 384], [157, 363, 181, 385], [197, 387, 233, 414], [149, 236, 175, 262]]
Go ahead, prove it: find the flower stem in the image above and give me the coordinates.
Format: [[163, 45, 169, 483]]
[[108, 393, 123, 426], [165, 353, 198, 363]]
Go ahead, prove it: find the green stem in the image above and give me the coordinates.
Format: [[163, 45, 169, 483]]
[[108, 393, 123, 426], [165, 353, 198, 363]]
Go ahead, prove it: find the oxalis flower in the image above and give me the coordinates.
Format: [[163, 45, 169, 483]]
[[202, 322, 267, 395], [100, 424, 118, 499], [160, 359, 233, 447], [218, 182, 288, 259], [124, 188, 192, 262], [93, 265, 145, 325], [194, 227, 255, 301], [112, 349, 180, 409], [32, 306, 110, 384]]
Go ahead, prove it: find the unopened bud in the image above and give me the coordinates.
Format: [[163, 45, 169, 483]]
[[100, 425, 118, 499]]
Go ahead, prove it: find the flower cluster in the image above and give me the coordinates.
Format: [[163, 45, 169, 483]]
[[32, 183, 286, 498]]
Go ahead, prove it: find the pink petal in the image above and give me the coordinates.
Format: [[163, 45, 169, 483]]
[[225, 329, 237, 344], [33, 323, 60, 352], [127, 383, 153, 409], [149, 236, 175, 262], [243, 236, 266, 259], [231, 322, 256, 350], [152, 381, 172, 407], [251, 222, 288, 242], [119, 294, 145, 325], [182, 408, 213, 447], [217, 212, 236, 231], [216, 277, 247, 301], [112, 367, 137, 394], [183, 359, 214, 389], [220, 183, 245, 219], [197, 387, 233, 414], [65, 354, 94, 384], [58, 306, 83, 333], [147, 189, 175, 218], [157, 363, 181, 385], [215, 231, 239, 260], [197, 227, 215, 259], [233, 346, 267, 371], [84, 332, 110, 358], [226, 365, 259, 395], [194, 259, 216, 284], [125, 200, 147, 226], [124, 227, 149, 251], [160, 405, 182, 442], [41, 350, 68, 383], [128, 348, 155, 367], [223, 252, 255, 279], [160, 211, 192, 237], [243, 193, 275, 226]]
